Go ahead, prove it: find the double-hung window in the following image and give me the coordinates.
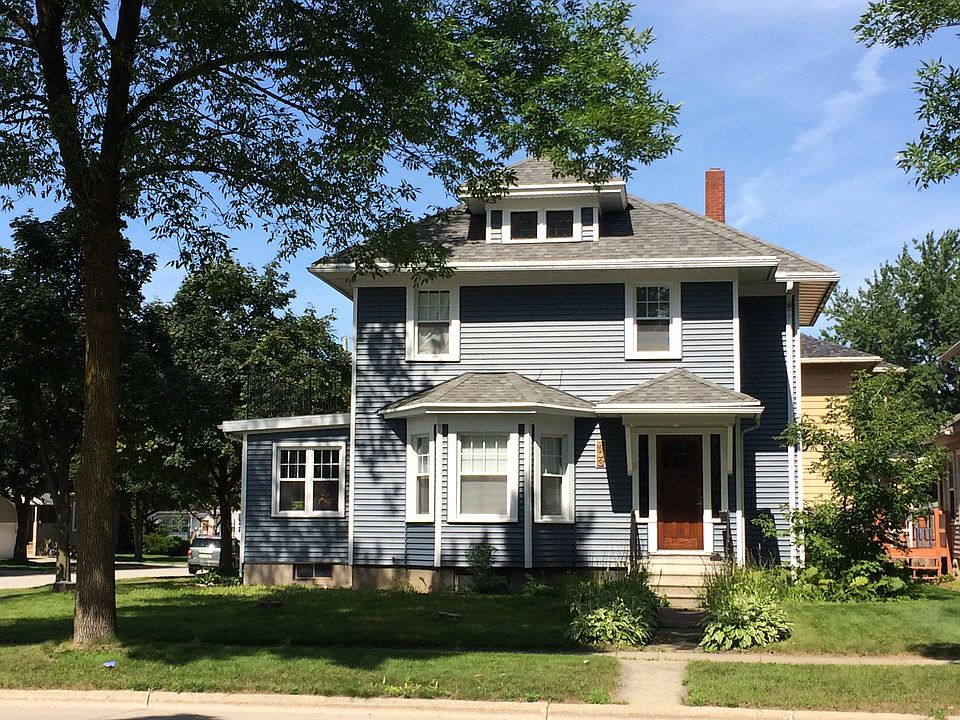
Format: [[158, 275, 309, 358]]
[[454, 433, 518, 521], [273, 443, 346, 517], [626, 282, 681, 359], [535, 432, 574, 522], [407, 287, 460, 361], [406, 433, 434, 521]]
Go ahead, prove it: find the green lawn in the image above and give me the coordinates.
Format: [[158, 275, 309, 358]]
[[685, 661, 960, 717], [770, 586, 960, 657], [0, 580, 615, 702], [114, 553, 186, 564]]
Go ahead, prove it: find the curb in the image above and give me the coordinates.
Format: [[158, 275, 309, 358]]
[[0, 688, 955, 720]]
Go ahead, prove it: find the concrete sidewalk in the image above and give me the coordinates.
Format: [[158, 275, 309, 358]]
[[614, 649, 960, 665], [0, 689, 955, 720]]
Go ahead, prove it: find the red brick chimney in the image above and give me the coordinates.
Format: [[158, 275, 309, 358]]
[[705, 168, 725, 223]]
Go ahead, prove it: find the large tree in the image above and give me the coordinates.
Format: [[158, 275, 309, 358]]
[[824, 228, 960, 414], [166, 260, 350, 575], [0, 0, 678, 643], [856, 1, 960, 185], [0, 211, 153, 582]]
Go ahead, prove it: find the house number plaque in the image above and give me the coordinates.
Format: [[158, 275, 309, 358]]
[[595, 440, 606, 468]]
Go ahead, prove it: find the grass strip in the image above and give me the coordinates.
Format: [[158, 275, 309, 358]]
[[685, 660, 960, 716], [0, 643, 616, 703]]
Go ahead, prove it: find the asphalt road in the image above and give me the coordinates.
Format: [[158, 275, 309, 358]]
[[0, 563, 188, 589]]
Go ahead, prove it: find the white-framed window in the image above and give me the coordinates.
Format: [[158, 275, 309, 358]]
[[492, 206, 596, 244], [625, 281, 681, 359], [535, 431, 574, 523], [406, 286, 460, 361], [406, 433, 434, 521], [451, 430, 519, 522], [271, 442, 346, 518]]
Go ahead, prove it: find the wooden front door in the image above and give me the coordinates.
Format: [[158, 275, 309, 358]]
[[657, 435, 704, 550]]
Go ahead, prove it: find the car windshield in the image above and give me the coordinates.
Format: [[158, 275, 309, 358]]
[[190, 537, 221, 549]]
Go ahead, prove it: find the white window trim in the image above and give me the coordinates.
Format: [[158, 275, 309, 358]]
[[625, 281, 682, 360], [405, 284, 461, 362], [490, 204, 596, 244], [405, 430, 435, 522], [449, 428, 519, 523], [271, 441, 347, 518], [534, 420, 575, 524]]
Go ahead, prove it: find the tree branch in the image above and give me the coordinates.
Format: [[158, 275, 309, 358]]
[[127, 49, 289, 129], [0, 3, 35, 38], [0, 34, 31, 48], [93, 13, 114, 46]]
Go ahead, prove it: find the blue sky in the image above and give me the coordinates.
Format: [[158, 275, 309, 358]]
[[2, 1, 958, 341]]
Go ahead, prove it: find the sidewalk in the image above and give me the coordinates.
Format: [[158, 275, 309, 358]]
[[0, 688, 954, 720], [613, 649, 960, 665]]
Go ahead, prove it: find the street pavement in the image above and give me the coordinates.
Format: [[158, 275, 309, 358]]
[[0, 690, 948, 720], [0, 562, 188, 589]]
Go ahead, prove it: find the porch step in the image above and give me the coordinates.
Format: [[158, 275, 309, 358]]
[[644, 554, 721, 609]]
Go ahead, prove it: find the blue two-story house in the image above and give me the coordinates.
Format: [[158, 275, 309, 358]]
[[221, 159, 838, 600]]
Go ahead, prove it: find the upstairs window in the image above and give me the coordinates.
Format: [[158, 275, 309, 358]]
[[407, 286, 460, 361], [493, 206, 596, 243], [273, 444, 346, 518], [625, 282, 681, 359]]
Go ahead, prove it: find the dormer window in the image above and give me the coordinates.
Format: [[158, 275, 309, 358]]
[[487, 206, 597, 244]]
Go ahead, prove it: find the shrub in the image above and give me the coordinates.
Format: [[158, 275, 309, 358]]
[[566, 568, 661, 648], [142, 528, 189, 556], [194, 571, 242, 587], [699, 564, 791, 652], [520, 574, 555, 597], [465, 542, 503, 594], [790, 561, 910, 602]]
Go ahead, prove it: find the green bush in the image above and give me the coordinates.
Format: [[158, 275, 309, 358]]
[[142, 528, 189, 556], [566, 568, 661, 648], [699, 564, 791, 652], [790, 561, 910, 602], [520, 574, 555, 597], [465, 542, 504, 594]]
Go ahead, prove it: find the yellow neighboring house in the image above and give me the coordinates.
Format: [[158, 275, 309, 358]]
[[799, 334, 890, 503]]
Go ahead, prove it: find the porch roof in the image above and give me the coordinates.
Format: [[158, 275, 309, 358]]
[[595, 368, 763, 415], [381, 372, 595, 418]]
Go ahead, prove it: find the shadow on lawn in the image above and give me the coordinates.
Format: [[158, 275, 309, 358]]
[[907, 643, 960, 661]]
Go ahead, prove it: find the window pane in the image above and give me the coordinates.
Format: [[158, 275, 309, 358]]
[[417, 323, 449, 355], [461, 435, 508, 474], [510, 211, 538, 239], [711, 434, 722, 519], [545, 210, 574, 238], [294, 563, 315, 579], [279, 449, 306, 479], [416, 475, 430, 515], [313, 480, 340, 512], [580, 207, 594, 227], [638, 435, 650, 517], [637, 319, 671, 351], [490, 209, 503, 230], [314, 448, 340, 479], [279, 480, 305, 511], [636, 286, 671, 320], [415, 436, 430, 475], [461, 476, 508, 515], [541, 436, 563, 475], [417, 290, 450, 322], [540, 476, 563, 517]]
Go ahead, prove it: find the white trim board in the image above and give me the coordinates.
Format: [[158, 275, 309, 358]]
[[221, 413, 350, 436]]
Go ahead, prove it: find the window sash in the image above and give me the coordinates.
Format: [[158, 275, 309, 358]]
[[458, 433, 510, 518], [627, 283, 679, 358], [545, 210, 574, 238], [509, 211, 538, 239], [408, 434, 433, 520], [274, 445, 343, 516], [536, 433, 571, 522]]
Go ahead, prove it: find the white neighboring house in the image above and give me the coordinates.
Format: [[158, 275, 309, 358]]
[[149, 509, 241, 541], [0, 497, 16, 560]]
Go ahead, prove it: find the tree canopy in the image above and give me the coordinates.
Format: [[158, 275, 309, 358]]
[[824, 228, 960, 414], [0, 0, 680, 642], [856, 1, 960, 185]]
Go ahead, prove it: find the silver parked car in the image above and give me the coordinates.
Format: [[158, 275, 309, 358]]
[[187, 536, 240, 574]]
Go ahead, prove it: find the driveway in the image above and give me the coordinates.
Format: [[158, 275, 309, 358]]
[[0, 561, 188, 589]]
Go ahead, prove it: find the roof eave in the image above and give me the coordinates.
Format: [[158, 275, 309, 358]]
[[595, 404, 764, 415], [382, 402, 595, 419], [220, 413, 351, 436], [801, 356, 883, 365]]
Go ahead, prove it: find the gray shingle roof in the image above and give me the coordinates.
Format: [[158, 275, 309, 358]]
[[382, 372, 594, 416], [325, 195, 833, 276], [597, 369, 761, 408], [506, 157, 623, 185], [800, 334, 881, 361]]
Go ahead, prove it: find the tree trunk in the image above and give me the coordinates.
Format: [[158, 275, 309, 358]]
[[53, 491, 71, 583], [132, 499, 145, 562], [74, 221, 120, 645], [217, 459, 235, 575], [12, 495, 30, 563]]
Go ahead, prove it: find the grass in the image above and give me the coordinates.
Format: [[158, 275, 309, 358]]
[[685, 661, 960, 717], [768, 585, 960, 657], [114, 553, 186, 564], [0, 559, 50, 570], [0, 580, 615, 702]]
